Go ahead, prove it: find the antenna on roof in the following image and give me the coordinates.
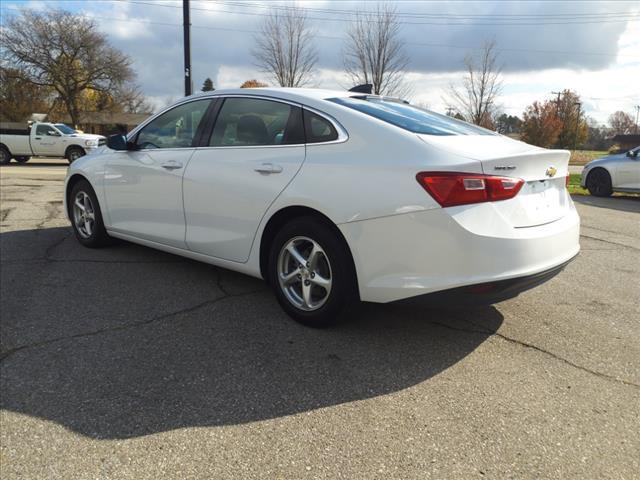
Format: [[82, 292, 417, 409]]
[[348, 84, 373, 94]]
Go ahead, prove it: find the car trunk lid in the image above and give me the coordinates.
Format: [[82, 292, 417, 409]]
[[418, 134, 571, 227]]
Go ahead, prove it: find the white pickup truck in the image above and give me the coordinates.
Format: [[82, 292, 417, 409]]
[[0, 122, 106, 165]]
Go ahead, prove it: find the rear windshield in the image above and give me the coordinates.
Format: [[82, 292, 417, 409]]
[[329, 97, 494, 136]]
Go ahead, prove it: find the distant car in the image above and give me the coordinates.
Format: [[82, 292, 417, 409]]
[[64, 88, 580, 327], [0, 122, 105, 165], [581, 146, 640, 196]]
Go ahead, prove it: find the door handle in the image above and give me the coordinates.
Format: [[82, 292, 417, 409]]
[[254, 163, 283, 174], [161, 161, 183, 170], [35, 137, 42, 140]]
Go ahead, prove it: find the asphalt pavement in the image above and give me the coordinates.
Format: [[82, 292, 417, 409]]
[[1, 159, 638, 479]]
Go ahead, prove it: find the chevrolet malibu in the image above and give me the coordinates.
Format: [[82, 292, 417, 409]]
[[64, 88, 580, 327]]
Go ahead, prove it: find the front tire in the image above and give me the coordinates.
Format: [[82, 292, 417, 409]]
[[67, 146, 85, 164], [586, 168, 613, 197], [0, 146, 11, 165], [268, 216, 358, 327], [69, 180, 111, 247]]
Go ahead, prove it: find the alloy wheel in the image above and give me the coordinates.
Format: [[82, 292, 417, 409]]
[[277, 236, 333, 311], [72, 191, 96, 239]]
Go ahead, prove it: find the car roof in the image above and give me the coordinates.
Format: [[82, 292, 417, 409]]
[[190, 87, 352, 104]]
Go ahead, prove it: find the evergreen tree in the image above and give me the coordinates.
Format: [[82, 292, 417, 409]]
[[202, 78, 215, 92]]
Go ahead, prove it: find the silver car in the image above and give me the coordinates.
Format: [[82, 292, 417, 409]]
[[581, 146, 640, 196]]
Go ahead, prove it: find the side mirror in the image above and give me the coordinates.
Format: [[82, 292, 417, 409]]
[[107, 134, 129, 151], [47, 131, 61, 137]]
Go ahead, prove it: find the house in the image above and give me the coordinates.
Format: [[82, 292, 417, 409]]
[[611, 134, 640, 152], [61, 112, 152, 136]]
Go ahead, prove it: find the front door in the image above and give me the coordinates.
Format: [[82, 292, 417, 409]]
[[103, 98, 213, 248], [32, 124, 62, 156], [184, 97, 306, 262]]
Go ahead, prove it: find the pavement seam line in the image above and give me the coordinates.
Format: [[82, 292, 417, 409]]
[[579, 234, 640, 251]]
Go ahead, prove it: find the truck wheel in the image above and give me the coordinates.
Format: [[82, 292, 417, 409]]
[[14, 156, 30, 164], [0, 146, 11, 165], [67, 147, 85, 164]]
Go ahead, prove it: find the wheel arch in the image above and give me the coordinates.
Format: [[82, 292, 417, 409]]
[[65, 173, 91, 217], [65, 144, 85, 157], [259, 205, 359, 295]]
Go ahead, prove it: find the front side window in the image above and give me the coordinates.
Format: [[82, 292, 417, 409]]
[[329, 97, 495, 136], [36, 124, 58, 136], [209, 98, 302, 146], [136, 99, 212, 149]]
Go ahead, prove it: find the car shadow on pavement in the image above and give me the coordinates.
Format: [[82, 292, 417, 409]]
[[0, 227, 503, 439], [572, 194, 640, 213]]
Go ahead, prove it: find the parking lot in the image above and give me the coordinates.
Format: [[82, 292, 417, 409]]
[[1, 159, 639, 479]]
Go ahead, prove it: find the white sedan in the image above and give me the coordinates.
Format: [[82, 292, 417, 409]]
[[581, 146, 640, 196], [64, 88, 580, 327]]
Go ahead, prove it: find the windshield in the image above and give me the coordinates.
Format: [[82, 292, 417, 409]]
[[54, 124, 76, 135], [329, 97, 495, 136]]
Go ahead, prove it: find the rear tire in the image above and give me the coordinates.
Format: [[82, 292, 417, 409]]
[[268, 216, 358, 328], [69, 179, 111, 248], [0, 146, 11, 165], [14, 156, 30, 164], [67, 146, 85, 164], [586, 167, 613, 197]]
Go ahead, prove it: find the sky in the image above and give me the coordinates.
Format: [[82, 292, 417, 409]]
[[1, 0, 639, 124]]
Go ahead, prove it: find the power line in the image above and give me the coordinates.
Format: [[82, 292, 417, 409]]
[[120, 0, 640, 26]]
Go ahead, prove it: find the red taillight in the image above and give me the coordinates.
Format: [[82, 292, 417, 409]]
[[416, 172, 524, 207], [565, 174, 570, 188]]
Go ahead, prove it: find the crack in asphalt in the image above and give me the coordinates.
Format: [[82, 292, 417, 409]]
[[0, 288, 267, 363], [428, 318, 640, 389], [580, 234, 640, 251]]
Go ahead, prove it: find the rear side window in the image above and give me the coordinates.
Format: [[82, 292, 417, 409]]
[[209, 98, 303, 146], [329, 97, 494, 136], [304, 110, 338, 143]]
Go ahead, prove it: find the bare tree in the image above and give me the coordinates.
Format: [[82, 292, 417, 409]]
[[608, 111, 635, 136], [447, 40, 503, 128], [252, 7, 317, 87], [1, 9, 134, 126], [343, 3, 409, 96]]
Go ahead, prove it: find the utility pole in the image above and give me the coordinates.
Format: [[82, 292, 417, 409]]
[[183, 0, 192, 97], [635, 105, 640, 134], [573, 102, 581, 151]]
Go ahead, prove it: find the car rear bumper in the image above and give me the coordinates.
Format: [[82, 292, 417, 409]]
[[338, 199, 580, 303], [391, 255, 576, 307]]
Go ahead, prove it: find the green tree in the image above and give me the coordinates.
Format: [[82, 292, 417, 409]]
[[202, 77, 215, 92], [1, 9, 135, 127], [554, 90, 588, 149]]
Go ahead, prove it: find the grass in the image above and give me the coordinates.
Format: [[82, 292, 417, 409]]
[[567, 173, 589, 195], [569, 150, 608, 166]]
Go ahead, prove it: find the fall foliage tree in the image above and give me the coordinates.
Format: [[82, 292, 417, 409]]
[[0, 67, 52, 121], [240, 79, 268, 88], [554, 89, 588, 149], [1, 9, 142, 126], [521, 100, 563, 148], [608, 111, 635, 136]]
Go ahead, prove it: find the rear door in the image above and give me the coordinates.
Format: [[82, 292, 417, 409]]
[[183, 96, 306, 262]]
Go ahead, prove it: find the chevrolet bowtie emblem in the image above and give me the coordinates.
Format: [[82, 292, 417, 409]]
[[545, 166, 557, 178]]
